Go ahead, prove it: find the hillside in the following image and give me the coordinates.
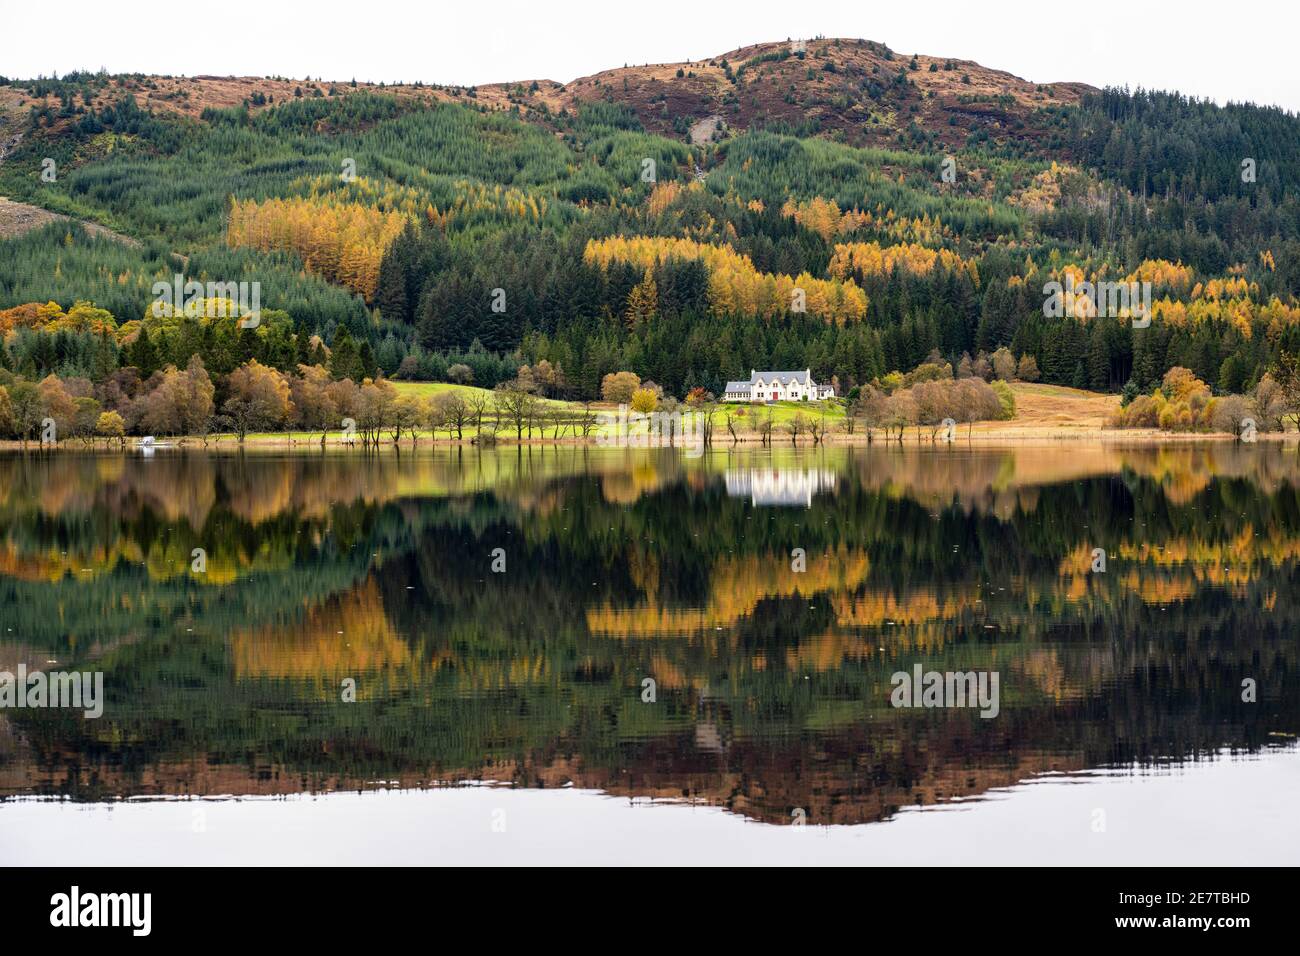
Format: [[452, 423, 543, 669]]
[[1, 38, 1088, 153], [0, 37, 1298, 445], [536, 38, 1089, 150], [0, 195, 140, 244]]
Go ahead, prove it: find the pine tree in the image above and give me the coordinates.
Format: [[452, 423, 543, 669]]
[[358, 340, 378, 379], [1071, 360, 1088, 389], [330, 327, 364, 381], [624, 269, 658, 327], [1088, 323, 1110, 391], [128, 331, 158, 377]]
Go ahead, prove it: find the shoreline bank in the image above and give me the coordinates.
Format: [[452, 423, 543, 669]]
[[2, 428, 1296, 452]]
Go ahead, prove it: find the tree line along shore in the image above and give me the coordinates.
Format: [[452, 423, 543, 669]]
[[4, 349, 1297, 449]]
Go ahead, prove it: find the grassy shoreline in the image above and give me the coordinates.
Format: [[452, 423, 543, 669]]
[[2, 426, 1292, 452], [3, 383, 1289, 451]]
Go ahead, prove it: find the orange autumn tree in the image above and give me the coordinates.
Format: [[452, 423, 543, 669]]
[[828, 241, 978, 285], [781, 199, 950, 245], [227, 196, 409, 301], [646, 181, 685, 218], [1127, 258, 1194, 294], [781, 196, 845, 241], [624, 269, 658, 327], [0, 300, 118, 336], [584, 235, 867, 323], [423, 180, 548, 230]]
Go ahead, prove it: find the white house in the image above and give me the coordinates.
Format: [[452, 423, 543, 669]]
[[722, 369, 834, 402]]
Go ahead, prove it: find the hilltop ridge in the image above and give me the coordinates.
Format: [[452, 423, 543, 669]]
[[0, 37, 1091, 152]]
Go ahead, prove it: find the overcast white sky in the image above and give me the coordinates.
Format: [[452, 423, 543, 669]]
[[7, 0, 1298, 111]]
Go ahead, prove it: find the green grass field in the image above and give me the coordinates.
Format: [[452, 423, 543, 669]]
[[389, 381, 848, 437], [717, 400, 847, 436], [169, 387, 851, 445], [389, 381, 494, 402], [392, 381, 844, 416], [391, 381, 568, 407]]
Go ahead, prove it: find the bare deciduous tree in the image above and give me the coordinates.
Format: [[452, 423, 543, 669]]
[[438, 392, 471, 440]]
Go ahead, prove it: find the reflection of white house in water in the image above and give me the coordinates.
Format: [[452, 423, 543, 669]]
[[722, 369, 834, 402], [725, 469, 838, 507]]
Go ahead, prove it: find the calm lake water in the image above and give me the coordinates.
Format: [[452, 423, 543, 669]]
[[0, 443, 1297, 865]]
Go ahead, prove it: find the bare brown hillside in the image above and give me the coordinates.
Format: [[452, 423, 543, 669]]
[[539, 38, 1090, 148], [0, 195, 140, 245], [1, 38, 1093, 151]]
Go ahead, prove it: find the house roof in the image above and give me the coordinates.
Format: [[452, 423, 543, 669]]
[[725, 370, 831, 392], [750, 370, 809, 384]]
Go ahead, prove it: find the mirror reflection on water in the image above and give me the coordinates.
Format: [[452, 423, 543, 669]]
[[0, 443, 1296, 863]]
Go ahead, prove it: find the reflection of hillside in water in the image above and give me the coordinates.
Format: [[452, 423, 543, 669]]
[[0, 444, 1297, 824]]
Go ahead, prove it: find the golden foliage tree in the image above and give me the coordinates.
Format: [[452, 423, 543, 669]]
[[624, 269, 658, 327], [227, 195, 410, 302], [585, 235, 867, 323]]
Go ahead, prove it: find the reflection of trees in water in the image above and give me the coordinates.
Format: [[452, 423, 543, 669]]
[[0, 454, 439, 651], [1, 446, 1297, 822]]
